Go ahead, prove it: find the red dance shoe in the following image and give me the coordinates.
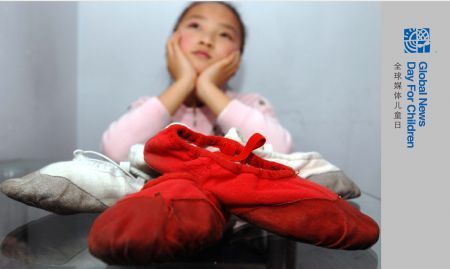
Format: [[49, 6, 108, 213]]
[[88, 173, 227, 265], [143, 124, 379, 250]]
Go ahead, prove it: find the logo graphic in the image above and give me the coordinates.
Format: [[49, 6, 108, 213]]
[[404, 28, 430, 53]]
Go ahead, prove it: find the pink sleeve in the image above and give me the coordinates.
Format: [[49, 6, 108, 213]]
[[216, 94, 294, 153], [101, 96, 170, 161]]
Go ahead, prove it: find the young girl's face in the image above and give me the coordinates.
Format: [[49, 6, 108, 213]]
[[175, 3, 242, 73]]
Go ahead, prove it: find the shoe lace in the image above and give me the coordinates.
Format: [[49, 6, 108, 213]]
[[73, 149, 137, 179]]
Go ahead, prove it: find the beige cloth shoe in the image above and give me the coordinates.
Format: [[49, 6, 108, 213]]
[[0, 150, 147, 214]]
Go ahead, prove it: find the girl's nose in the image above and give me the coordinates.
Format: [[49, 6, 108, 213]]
[[198, 33, 214, 48]]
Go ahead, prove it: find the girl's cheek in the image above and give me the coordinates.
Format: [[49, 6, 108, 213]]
[[179, 31, 194, 53], [221, 44, 240, 58]]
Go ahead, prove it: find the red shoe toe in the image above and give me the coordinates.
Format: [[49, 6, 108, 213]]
[[233, 197, 379, 250], [88, 178, 226, 265]]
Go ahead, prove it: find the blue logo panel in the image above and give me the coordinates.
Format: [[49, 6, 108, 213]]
[[404, 28, 430, 53]]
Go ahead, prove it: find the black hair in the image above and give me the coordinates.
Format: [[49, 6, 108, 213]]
[[172, 1, 246, 54]]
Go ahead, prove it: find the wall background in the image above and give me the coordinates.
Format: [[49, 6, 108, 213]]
[[0, 2, 78, 162], [0, 2, 380, 198]]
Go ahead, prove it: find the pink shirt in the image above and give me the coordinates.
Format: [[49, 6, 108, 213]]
[[101, 91, 293, 161]]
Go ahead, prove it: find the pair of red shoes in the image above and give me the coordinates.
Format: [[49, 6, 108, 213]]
[[89, 124, 379, 265]]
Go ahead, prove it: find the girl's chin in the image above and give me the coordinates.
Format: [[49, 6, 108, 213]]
[[188, 56, 216, 73], [193, 63, 210, 73]]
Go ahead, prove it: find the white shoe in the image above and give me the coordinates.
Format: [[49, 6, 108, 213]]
[[0, 150, 146, 214], [224, 128, 361, 199], [128, 144, 147, 172]]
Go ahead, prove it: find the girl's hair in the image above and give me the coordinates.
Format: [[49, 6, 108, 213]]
[[172, 1, 246, 54]]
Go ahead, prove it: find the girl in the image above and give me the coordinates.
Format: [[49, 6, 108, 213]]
[[101, 1, 293, 161]]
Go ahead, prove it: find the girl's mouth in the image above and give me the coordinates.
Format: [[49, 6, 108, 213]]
[[192, 51, 211, 59]]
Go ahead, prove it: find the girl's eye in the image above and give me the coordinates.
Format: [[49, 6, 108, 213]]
[[220, 32, 233, 40], [188, 22, 199, 29]]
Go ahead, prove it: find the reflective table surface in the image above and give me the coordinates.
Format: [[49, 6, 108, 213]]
[[0, 160, 380, 269]]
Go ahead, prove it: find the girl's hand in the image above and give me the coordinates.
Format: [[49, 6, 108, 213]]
[[166, 32, 197, 85], [197, 51, 240, 90]]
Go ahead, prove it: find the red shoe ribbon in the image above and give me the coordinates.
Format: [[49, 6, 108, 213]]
[[227, 133, 266, 162]]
